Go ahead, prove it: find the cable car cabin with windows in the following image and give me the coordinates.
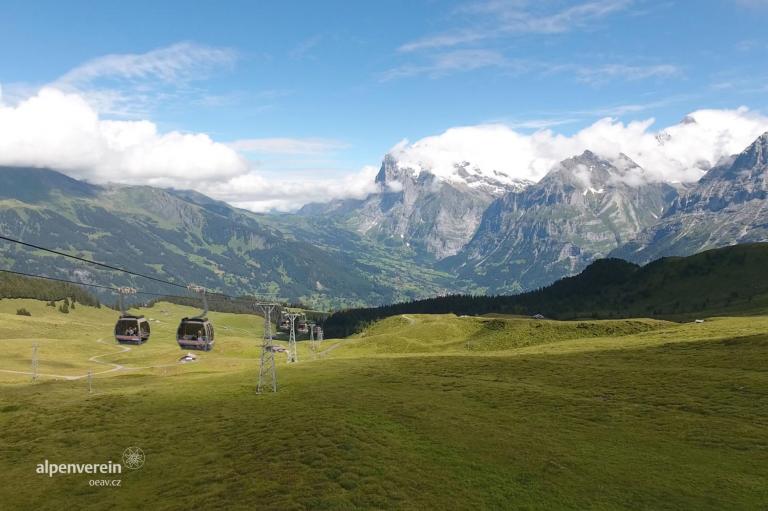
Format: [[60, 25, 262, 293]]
[[113, 288, 149, 345], [177, 317, 215, 351], [177, 284, 214, 351], [278, 312, 291, 331], [115, 315, 150, 344]]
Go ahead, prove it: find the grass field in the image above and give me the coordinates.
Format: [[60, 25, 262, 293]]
[[0, 300, 766, 510]]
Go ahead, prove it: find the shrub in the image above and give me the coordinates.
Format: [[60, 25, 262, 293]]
[[16, 308, 31, 316], [59, 302, 69, 314]]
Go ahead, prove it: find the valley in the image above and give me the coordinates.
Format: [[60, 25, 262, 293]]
[[3, 130, 766, 306], [4, 5, 768, 510]]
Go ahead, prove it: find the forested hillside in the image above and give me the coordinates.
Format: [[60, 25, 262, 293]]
[[0, 272, 100, 307], [323, 243, 768, 337]]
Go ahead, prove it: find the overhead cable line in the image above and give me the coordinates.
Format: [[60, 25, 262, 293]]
[[0, 268, 186, 299], [2, 272, 278, 314], [0, 234, 187, 289], [0, 268, 275, 309], [0, 234, 280, 303]]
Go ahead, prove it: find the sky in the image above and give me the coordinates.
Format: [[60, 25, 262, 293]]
[[0, 0, 767, 210]]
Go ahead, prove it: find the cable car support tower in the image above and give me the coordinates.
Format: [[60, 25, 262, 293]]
[[286, 312, 300, 364], [256, 302, 278, 393]]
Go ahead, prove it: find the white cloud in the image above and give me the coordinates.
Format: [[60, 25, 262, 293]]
[[399, 0, 632, 52], [215, 165, 380, 212], [2, 88, 767, 214], [389, 1, 678, 84], [0, 87, 376, 211], [382, 52, 679, 83], [50, 42, 237, 117], [0, 88, 247, 183], [56, 42, 236, 87], [388, 107, 768, 185]]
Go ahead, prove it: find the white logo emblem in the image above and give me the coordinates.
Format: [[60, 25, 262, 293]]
[[122, 447, 145, 470]]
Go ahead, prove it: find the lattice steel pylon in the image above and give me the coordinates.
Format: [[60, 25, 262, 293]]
[[308, 323, 315, 355], [256, 303, 278, 393], [286, 313, 300, 363]]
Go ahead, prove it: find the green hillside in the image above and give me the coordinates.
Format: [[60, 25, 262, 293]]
[[0, 271, 100, 306], [324, 243, 768, 337], [338, 314, 673, 355], [0, 166, 454, 310], [0, 299, 767, 509]]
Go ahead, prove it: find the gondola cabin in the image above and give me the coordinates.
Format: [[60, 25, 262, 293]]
[[176, 317, 215, 351], [115, 315, 150, 344], [278, 315, 291, 331]]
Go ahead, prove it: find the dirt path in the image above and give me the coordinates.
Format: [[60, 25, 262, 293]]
[[0, 338, 182, 381], [318, 342, 342, 357]]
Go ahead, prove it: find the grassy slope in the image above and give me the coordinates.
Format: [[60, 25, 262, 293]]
[[0, 300, 269, 378], [0, 302, 766, 510], [338, 314, 674, 355], [323, 243, 768, 338]]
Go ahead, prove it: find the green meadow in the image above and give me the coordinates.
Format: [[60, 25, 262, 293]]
[[0, 300, 766, 510]]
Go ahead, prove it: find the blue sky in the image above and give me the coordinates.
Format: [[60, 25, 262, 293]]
[[0, 0, 767, 209]]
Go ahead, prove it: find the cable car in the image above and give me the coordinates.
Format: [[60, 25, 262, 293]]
[[177, 285, 214, 351], [114, 287, 150, 345], [115, 315, 150, 344], [278, 312, 291, 331]]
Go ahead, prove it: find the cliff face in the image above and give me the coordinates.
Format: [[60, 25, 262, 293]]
[[452, 151, 677, 293], [613, 132, 768, 263]]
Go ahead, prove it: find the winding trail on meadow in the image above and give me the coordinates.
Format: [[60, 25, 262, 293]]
[[0, 338, 182, 381], [318, 342, 342, 357]]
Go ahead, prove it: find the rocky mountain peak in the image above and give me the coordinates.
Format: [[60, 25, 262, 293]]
[[732, 131, 768, 171], [375, 153, 411, 186], [611, 131, 768, 264], [544, 150, 647, 192]]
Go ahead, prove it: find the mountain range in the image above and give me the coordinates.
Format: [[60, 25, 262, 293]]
[[612, 132, 768, 263], [1, 131, 767, 308]]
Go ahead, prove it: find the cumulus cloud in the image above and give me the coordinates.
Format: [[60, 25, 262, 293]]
[[210, 165, 380, 212], [0, 87, 376, 211], [388, 107, 768, 185], [2, 87, 767, 213], [0, 88, 247, 184]]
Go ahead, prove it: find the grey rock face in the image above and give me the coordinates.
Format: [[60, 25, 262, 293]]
[[451, 151, 677, 293], [613, 132, 768, 263], [302, 153, 531, 259]]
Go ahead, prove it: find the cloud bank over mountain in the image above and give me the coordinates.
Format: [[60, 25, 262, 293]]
[[389, 107, 768, 186], [1, 86, 766, 211], [0, 88, 376, 211]]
